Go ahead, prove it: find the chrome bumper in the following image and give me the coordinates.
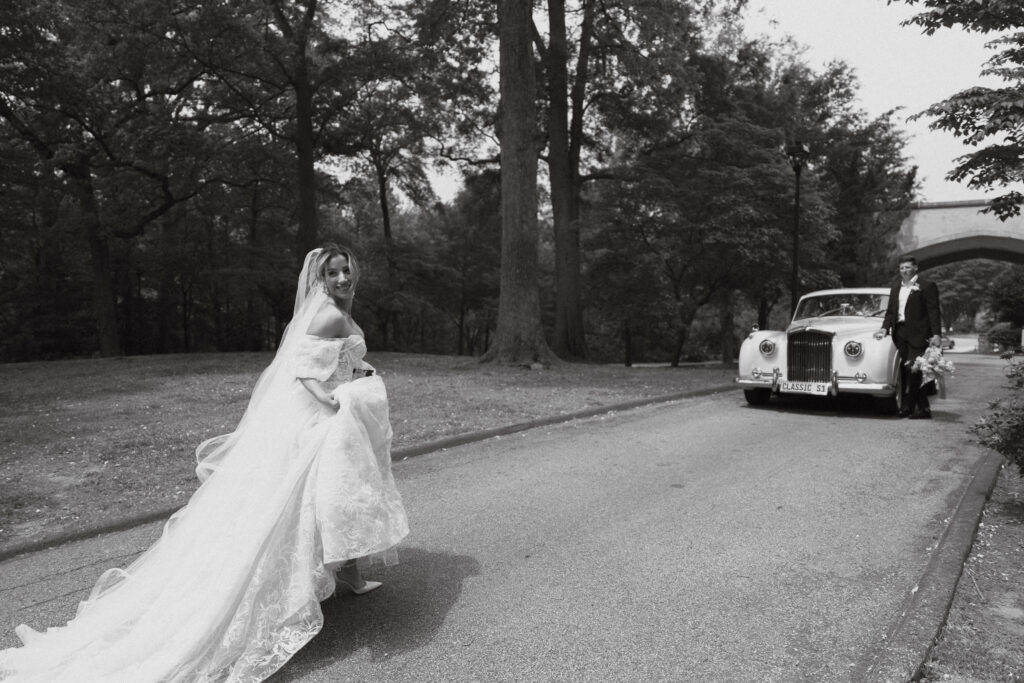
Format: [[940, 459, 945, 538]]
[[735, 372, 895, 397]]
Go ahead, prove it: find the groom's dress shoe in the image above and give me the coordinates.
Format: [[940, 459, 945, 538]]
[[898, 408, 912, 418], [909, 409, 932, 420]]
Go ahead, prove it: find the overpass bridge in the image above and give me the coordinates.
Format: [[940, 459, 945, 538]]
[[897, 200, 1024, 269]]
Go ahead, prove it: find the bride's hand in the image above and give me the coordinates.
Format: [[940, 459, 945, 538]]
[[321, 396, 340, 410]]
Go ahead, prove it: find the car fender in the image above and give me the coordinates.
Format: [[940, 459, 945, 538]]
[[738, 329, 787, 380]]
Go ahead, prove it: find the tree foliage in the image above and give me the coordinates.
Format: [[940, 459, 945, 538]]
[[532, 0, 749, 359], [894, 0, 1024, 218], [988, 264, 1024, 326], [0, 0, 497, 360], [0, 0, 920, 365], [582, 28, 915, 363], [926, 258, 1005, 330]]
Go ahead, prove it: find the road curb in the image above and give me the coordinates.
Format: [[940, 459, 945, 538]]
[[0, 383, 735, 564], [855, 448, 1005, 682]]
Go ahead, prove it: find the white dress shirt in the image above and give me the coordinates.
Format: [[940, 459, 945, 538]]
[[897, 275, 919, 323]]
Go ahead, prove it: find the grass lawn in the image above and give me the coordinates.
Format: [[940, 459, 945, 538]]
[[0, 351, 736, 553]]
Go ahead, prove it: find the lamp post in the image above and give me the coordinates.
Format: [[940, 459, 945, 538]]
[[786, 142, 810, 317]]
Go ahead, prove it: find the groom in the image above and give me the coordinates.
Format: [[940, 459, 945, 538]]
[[874, 256, 942, 419]]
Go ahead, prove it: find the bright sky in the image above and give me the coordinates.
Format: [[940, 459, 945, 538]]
[[744, 0, 1004, 204]]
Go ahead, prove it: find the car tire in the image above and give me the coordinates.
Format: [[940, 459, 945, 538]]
[[744, 388, 772, 406]]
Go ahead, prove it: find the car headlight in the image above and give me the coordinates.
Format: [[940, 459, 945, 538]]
[[844, 341, 863, 358], [758, 339, 776, 356]]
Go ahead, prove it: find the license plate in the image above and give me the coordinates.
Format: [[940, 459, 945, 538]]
[[780, 381, 829, 396]]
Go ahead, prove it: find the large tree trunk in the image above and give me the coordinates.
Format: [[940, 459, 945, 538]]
[[483, 0, 553, 365], [67, 163, 121, 357], [547, 0, 587, 360], [670, 297, 701, 368], [271, 0, 321, 257], [373, 156, 400, 291]]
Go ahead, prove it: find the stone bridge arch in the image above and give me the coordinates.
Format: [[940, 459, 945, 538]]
[[897, 200, 1024, 269]]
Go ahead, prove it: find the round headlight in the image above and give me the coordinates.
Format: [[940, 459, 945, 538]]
[[844, 341, 863, 358], [758, 339, 776, 356]]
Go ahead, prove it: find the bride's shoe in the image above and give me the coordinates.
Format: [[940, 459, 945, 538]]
[[336, 579, 382, 595]]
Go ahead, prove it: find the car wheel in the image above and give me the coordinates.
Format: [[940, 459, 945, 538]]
[[744, 388, 772, 406]]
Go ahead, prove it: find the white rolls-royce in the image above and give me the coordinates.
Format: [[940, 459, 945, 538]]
[[735, 288, 903, 412]]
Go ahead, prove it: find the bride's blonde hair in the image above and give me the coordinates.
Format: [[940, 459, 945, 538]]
[[313, 244, 360, 290]]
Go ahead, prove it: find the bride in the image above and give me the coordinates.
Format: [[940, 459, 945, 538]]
[[0, 245, 409, 682]]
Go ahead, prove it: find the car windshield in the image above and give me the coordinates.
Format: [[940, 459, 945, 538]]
[[794, 294, 889, 320]]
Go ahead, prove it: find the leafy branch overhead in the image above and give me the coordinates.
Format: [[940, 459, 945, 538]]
[[896, 0, 1024, 218]]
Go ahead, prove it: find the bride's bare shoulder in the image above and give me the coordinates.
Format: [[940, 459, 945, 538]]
[[306, 302, 357, 338]]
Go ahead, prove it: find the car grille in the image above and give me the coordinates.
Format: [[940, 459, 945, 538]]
[[787, 330, 833, 382]]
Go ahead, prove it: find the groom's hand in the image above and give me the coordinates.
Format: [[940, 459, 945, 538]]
[[873, 328, 887, 340]]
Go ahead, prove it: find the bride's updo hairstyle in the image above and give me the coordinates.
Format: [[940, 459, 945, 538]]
[[313, 243, 360, 291]]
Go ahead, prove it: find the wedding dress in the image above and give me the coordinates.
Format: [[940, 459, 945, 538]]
[[0, 250, 409, 682]]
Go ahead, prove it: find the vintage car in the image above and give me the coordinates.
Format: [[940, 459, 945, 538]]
[[735, 288, 903, 412]]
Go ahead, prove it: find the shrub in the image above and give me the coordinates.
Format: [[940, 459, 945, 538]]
[[984, 322, 1022, 350], [972, 363, 1024, 475]]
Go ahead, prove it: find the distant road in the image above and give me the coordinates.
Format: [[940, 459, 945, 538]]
[[946, 334, 978, 353]]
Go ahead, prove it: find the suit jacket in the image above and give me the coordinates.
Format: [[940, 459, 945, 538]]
[[882, 278, 942, 346]]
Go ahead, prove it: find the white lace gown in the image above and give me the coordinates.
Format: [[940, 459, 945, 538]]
[[0, 334, 408, 683]]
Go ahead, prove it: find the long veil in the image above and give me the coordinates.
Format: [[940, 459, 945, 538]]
[[195, 248, 327, 480], [0, 248, 361, 683]]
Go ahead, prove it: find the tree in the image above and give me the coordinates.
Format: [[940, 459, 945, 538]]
[[926, 258, 1004, 330], [0, 126, 94, 360], [588, 112, 833, 365], [804, 61, 918, 286], [989, 264, 1024, 326], [0, 0, 220, 355], [582, 29, 908, 363], [893, 0, 1024, 219], [433, 171, 502, 355], [533, 0, 746, 359], [175, 0, 341, 257], [483, 0, 554, 364], [534, 0, 596, 359], [324, 0, 494, 345]]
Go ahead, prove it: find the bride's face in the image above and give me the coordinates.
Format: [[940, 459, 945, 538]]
[[324, 254, 355, 302]]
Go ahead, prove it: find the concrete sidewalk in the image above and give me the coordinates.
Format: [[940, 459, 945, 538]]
[[0, 368, 1002, 682]]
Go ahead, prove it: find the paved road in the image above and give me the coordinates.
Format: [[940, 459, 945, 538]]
[[0, 356, 1004, 682]]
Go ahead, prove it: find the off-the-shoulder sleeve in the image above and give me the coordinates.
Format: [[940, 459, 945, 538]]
[[293, 335, 342, 380]]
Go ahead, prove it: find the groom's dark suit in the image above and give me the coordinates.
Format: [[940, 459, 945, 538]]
[[881, 277, 942, 415]]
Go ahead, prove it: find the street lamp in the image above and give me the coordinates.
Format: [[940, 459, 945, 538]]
[[786, 141, 810, 316]]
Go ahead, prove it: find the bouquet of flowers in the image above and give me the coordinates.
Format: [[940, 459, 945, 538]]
[[912, 346, 955, 398]]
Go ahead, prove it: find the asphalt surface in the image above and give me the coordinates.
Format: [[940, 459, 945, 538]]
[[0, 354, 1004, 682]]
